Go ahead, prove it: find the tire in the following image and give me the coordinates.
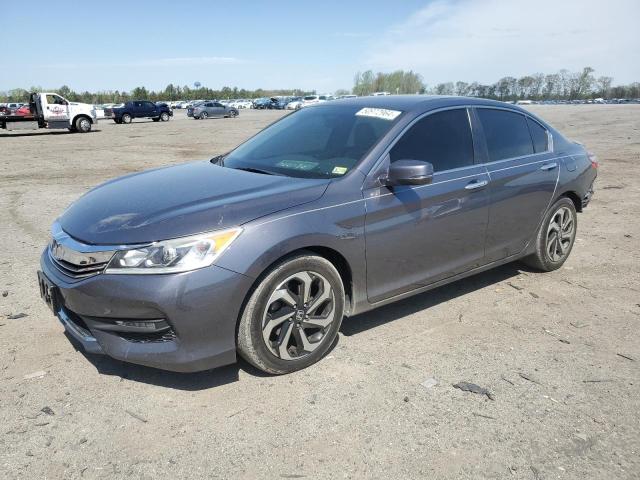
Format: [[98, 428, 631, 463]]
[[229, 109, 238, 118], [237, 253, 345, 374], [521, 197, 577, 272], [160, 112, 170, 122], [200, 111, 208, 119], [121, 113, 132, 124], [74, 116, 92, 133]]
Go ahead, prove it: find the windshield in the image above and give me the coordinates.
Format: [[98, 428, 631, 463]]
[[221, 105, 402, 179]]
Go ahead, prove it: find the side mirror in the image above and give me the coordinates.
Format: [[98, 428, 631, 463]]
[[384, 160, 434, 186]]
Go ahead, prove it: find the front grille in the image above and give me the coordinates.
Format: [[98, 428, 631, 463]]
[[117, 328, 177, 343], [49, 249, 109, 278]]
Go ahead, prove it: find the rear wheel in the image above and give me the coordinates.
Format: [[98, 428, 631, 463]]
[[121, 113, 132, 124], [200, 111, 208, 119], [237, 254, 345, 374], [74, 116, 91, 133], [521, 197, 577, 271]]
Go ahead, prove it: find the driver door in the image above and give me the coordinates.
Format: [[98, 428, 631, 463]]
[[212, 102, 226, 117], [42, 94, 70, 122], [364, 108, 490, 302]]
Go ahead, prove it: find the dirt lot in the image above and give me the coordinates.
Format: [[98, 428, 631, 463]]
[[0, 106, 638, 479]]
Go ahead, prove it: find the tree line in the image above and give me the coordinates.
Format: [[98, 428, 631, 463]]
[[0, 84, 313, 104], [2, 66, 638, 103], [353, 67, 639, 100]]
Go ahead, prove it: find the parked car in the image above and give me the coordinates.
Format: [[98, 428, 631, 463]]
[[286, 97, 304, 110], [15, 104, 32, 116], [92, 105, 106, 119], [5, 102, 24, 113], [110, 100, 173, 124], [269, 97, 291, 110], [192, 101, 239, 119], [186, 101, 207, 117], [37, 96, 596, 374], [231, 99, 252, 109], [300, 94, 331, 108], [252, 97, 273, 109]]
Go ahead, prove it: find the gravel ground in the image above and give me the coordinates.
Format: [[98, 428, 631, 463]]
[[0, 106, 638, 479]]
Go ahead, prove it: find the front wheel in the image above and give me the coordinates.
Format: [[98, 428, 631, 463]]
[[121, 113, 132, 124], [160, 112, 170, 122], [521, 197, 577, 271], [74, 116, 92, 133], [229, 109, 238, 118], [237, 254, 345, 374]]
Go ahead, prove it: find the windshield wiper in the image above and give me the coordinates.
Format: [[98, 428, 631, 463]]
[[233, 167, 280, 176]]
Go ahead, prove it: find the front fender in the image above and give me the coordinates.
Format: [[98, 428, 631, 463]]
[[215, 189, 368, 312]]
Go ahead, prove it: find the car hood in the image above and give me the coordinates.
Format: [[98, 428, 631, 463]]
[[59, 161, 329, 245]]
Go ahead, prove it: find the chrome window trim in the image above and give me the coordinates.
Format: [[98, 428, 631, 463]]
[[254, 152, 573, 228]]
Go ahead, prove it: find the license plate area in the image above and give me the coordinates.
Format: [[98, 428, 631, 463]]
[[38, 271, 59, 313]]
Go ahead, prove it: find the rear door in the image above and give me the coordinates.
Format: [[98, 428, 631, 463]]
[[364, 108, 490, 302], [132, 101, 145, 118], [474, 108, 558, 262]]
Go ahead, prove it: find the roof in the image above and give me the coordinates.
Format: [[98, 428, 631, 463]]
[[324, 94, 523, 114]]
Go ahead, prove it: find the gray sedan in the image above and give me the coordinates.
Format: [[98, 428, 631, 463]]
[[38, 96, 596, 374], [193, 101, 239, 119]]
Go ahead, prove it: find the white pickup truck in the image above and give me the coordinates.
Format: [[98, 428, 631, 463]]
[[0, 92, 97, 133]]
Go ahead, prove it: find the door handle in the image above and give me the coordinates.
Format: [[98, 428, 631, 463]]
[[540, 162, 558, 171], [465, 179, 489, 190]]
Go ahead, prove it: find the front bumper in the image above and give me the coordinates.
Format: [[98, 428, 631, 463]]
[[39, 250, 253, 372]]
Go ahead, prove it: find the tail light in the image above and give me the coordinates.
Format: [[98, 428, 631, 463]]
[[587, 151, 598, 169]]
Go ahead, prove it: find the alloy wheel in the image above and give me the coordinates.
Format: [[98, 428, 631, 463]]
[[262, 271, 336, 361], [546, 206, 575, 262]]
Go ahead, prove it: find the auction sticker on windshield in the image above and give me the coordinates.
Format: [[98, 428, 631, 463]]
[[355, 107, 402, 121]]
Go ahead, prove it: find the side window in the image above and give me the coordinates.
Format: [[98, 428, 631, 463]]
[[477, 109, 534, 161], [214, 102, 223, 107], [146, 101, 155, 108], [134, 101, 144, 108], [526, 117, 549, 153], [46, 94, 65, 105], [390, 108, 474, 172]]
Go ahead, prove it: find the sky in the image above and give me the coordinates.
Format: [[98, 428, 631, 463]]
[[2, 0, 638, 93]]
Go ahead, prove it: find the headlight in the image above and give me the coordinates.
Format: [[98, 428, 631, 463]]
[[105, 227, 241, 274]]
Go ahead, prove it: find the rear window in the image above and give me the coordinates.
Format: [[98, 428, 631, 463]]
[[527, 117, 549, 153], [477, 109, 534, 161]]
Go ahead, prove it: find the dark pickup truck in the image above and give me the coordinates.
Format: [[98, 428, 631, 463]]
[[108, 101, 173, 124]]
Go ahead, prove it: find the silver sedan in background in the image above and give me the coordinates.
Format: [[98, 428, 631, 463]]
[[193, 101, 239, 119]]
